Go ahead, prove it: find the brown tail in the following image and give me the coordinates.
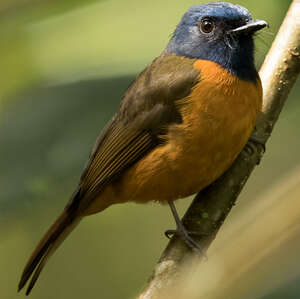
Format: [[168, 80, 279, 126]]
[[18, 208, 81, 295]]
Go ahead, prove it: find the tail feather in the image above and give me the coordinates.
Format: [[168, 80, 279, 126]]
[[25, 246, 51, 295], [18, 209, 81, 295]]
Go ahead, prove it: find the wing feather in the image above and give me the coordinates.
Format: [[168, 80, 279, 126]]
[[83, 123, 138, 186], [86, 131, 152, 195], [70, 53, 200, 209]]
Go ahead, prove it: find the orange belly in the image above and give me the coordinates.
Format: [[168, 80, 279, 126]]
[[84, 60, 262, 215]]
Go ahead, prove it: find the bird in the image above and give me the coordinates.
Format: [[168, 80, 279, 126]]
[[18, 2, 268, 295]]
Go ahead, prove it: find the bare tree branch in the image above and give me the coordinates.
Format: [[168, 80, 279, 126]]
[[139, 1, 300, 298]]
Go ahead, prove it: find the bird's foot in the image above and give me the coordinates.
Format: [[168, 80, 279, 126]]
[[165, 229, 204, 239], [166, 201, 207, 257], [244, 135, 266, 163], [164, 228, 207, 258], [249, 135, 266, 153]]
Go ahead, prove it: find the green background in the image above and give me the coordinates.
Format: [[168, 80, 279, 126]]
[[1, 0, 299, 298]]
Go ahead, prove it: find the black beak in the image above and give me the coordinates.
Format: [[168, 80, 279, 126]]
[[229, 19, 269, 35]]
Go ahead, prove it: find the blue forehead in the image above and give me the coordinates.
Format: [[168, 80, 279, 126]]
[[182, 2, 251, 24]]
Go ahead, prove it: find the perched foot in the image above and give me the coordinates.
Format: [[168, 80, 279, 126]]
[[166, 201, 207, 257], [244, 140, 258, 156], [164, 229, 205, 239], [249, 135, 266, 153], [243, 132, 266, 165], [247, 126, 266, 154], [164, 229, 177, 239], [164, 228, 207, 258]]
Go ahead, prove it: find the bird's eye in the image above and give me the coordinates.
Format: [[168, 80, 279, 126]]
[[200, 19, 214, 33]]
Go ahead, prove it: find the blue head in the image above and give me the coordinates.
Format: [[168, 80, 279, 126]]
[[166, 2, 268, 82]]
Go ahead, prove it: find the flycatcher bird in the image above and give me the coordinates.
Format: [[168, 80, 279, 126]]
[[18, 2, 268, 295]]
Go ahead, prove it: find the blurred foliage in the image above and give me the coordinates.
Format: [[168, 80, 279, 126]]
[[0, 0, 105, 22], [0, 0, 299, 299], [0, 0, 291, 104]]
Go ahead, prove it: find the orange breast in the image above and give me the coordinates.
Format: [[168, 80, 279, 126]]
[[84, 60, 262, 215]]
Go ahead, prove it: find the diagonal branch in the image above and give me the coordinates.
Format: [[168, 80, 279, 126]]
[[139, 1, 300, 298]]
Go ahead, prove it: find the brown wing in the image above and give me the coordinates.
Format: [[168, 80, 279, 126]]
[[70, 52, 200, 210], [80, 123, 153, 198]]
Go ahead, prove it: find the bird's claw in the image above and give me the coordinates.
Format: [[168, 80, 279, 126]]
[[164, 228, 208, 258], [243, 134, 266, 165], [164, 229, 177, 239], [249, 135, 266, 153]]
